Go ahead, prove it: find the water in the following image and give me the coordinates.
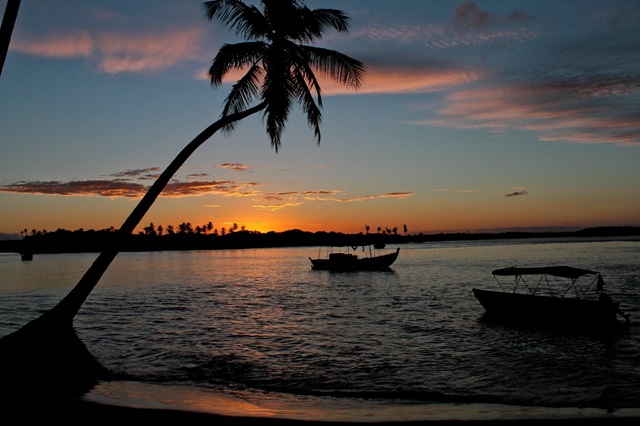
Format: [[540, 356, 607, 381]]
[[1, 238, 640, 421]]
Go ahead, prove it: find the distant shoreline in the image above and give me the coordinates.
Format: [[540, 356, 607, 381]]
[[1, 226, 638, 255]]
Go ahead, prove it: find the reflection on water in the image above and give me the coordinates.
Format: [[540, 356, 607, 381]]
[[1, 239, 640, 418]]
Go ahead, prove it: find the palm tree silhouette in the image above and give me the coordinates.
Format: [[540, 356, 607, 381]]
[[0, 0, 363, 396], [0, 0, 21, 77]]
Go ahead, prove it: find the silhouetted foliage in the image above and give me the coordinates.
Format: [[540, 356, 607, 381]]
[[2, 226, 638, 254]]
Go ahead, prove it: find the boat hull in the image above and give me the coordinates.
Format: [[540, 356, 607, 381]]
[[310, 248, 399, 271], [472, 288, 620, 328]]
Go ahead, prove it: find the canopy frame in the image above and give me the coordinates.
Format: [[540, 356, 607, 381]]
[[492, 266, 604, 300]]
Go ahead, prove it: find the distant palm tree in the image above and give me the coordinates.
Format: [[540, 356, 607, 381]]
[[0, 0, 363, 395]]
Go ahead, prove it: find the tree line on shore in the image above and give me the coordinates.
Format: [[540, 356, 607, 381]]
[[1, 225, 638, 255]]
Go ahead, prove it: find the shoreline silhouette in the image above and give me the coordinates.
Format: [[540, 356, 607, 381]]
[[2, 226, 638, 255]]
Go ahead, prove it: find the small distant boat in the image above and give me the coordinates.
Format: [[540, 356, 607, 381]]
[[473, 266, 629, 329], [20, 252, 33, 261], [310, 246, 400, 271]]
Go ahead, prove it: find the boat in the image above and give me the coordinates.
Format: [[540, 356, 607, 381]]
[[472, 266, 630, 329], [20, 251, 33, 261], [309, 246, 400, 271]]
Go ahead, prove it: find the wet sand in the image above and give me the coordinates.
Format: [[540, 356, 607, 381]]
[[5, 399, 640, 426], [6, 380, 638, 426]]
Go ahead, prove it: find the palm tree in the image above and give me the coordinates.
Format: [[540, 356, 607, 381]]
[[0, 0, 21, 77], [0, 0, 363, 396]]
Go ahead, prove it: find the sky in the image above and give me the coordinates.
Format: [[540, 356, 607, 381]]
[[1, 0, 639, 237]]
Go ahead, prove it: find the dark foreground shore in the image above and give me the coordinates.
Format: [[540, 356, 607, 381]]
[[3, 399, 638, 426]]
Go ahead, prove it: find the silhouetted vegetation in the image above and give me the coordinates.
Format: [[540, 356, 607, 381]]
[[2, 225, 639, 255]]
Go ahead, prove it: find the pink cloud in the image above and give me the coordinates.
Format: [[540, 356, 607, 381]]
[[12, 32, 94, 58], [220, 64, 478, 96], [11, 28, 205, 74], [215, 163, 255, 172], [332, 66, 479, 95], [415, 77, 640, 146], [96, 28, 203, 74]]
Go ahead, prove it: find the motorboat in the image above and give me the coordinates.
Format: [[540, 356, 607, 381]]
[[472, 266, 629, 329]]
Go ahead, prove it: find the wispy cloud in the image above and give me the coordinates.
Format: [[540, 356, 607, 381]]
[[0, 170, 412, 208], [0, 180, 146, 198], [0, 176, 262, 199], [12, 28, 205, 74], [453, 2, 533, 32], [253, 191, 413, 212], [506, 190, 528, 197], [110, 167, 161, 180], [417, 75, 640, 145], [302, 191, 414, 203], [253, 202, 303, 212], [349, 2, 640, 145], [215, 163, 255, 172], [323, 65, 478, 95]]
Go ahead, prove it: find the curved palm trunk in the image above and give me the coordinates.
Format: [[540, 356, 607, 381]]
[[0, 0, 21, 77], [0, 102, 265, 397], [36, 101, 266, 328]]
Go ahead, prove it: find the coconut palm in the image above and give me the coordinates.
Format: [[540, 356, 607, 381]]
[[0, 0, 21, 77], [0, 0, 363, 396]]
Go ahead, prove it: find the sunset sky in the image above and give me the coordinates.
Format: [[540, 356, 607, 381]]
[[1, 0, 639, 237]]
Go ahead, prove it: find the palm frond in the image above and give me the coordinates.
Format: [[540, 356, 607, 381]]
[[203, 0, 269, 40], [292, 68, 322, 143], [220, 63, 264, 134], [209, 42, 266, 87], [305, 46, 365, 89], [261, 66, 296, 152], [299, 8, 350, 40], [223, 63, 264, 115]]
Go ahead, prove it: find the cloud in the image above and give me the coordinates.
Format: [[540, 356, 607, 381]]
[[253, 190, 414, 212], [303, 191, 414, 203], [453, 2, 532, 32], [96, 28, 204, 74], [11, 32, 94, 58], [219, 61, 478, 96], [454, 2, 497, 31], [163, 180, 262, 198], [415, 75, 640, 145], [253, 202, 303, 212], [12, 28, 205, 74], [506, 191, 528, 197], [0, 180, 146, 198], [337, 65, 478, 95], [215, 163, 255, 172], [0, 178, 262, 199], [110, 167, 161, 180]]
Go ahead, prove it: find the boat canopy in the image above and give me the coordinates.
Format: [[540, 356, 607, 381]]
[[492, 266, 600, 280]]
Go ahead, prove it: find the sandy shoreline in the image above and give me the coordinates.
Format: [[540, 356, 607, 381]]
[[5, 399, 640, 426], [6, 379, 637, 426], [75, 380, 640, 422]]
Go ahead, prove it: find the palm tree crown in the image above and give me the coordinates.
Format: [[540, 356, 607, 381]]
[[204, 0, 364, 151]]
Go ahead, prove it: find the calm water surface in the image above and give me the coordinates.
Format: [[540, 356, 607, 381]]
[[1, 238, 639, 420]]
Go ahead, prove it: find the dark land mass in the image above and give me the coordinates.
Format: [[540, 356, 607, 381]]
[[1, 226, 639, 255]]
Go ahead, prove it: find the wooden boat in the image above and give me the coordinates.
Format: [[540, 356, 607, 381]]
[[310, 246, 399, 271], [472, 266, 629, 329]]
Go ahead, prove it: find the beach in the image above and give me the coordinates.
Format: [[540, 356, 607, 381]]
[[5, 378, 633, 426], [7, 398, 640, 426]]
